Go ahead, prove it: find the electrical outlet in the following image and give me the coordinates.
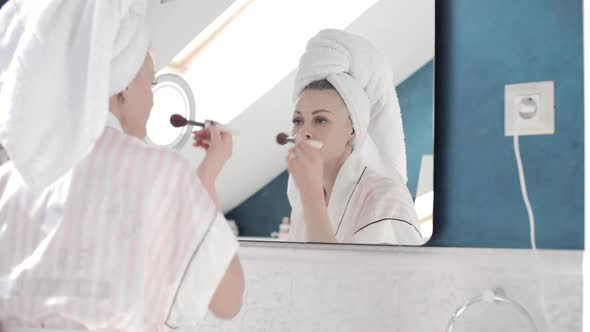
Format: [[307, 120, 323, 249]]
[[504, 81, 555, 136]]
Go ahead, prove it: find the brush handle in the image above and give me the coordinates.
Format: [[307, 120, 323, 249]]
[[285, 137, 323, 149], [187, 120, 205, 127], [188, 119, 239, 135], [205, 120, 239, 135], [307, 140, 323, 149]]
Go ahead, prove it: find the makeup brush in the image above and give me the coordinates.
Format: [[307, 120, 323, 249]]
[[275, 132, 323, 149], [170, 114, 239, 135]]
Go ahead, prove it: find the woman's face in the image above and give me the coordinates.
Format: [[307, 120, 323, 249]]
[[117, 54, 155, 138], [292, 89, 355, 163]]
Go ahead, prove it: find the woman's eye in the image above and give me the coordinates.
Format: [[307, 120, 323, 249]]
[[292, 118, 303, 125], [314, 118, 328, 125]]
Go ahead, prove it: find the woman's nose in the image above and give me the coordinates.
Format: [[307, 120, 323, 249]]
[[297, 127, 313, 140]]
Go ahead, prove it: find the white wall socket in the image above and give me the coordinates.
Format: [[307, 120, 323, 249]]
[[504, 81, 555, 136]]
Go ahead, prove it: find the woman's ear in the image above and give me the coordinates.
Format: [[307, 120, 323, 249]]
[[117, 89, 127, 104], [347, 128, 356, 149]]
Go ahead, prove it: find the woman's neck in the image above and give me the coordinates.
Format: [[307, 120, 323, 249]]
[[323, 150, 352, 203]]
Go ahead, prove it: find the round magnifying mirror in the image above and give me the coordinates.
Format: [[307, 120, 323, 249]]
[[146, 73, 196, 150]]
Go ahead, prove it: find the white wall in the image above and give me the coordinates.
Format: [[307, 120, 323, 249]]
[[184, 246, 582, 332], [148, 0, 238, 70]]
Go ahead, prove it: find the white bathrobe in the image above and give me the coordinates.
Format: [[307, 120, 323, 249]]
[[288, 151, 423, 245], [0, 123, 238, 331]]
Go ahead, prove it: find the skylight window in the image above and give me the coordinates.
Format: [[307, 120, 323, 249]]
[[160, 0, 377, 125]]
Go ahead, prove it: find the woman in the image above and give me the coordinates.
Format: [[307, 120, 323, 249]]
[[0, 1, 243, 330], [286, 29, 424, 245]]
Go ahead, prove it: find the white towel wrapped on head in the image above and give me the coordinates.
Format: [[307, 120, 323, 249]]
[[292, 28, 407, 182], [0, 0, 149, 192]]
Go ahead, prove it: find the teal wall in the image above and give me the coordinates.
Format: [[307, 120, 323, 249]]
[[429, 0, 584, 249]]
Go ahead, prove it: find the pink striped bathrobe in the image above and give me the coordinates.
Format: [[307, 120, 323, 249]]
[[0, 126, 238, 331]]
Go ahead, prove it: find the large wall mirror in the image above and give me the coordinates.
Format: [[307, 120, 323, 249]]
[[147, 0, 435, 246]]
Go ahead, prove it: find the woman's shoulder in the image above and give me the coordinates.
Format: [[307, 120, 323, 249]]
[[99, 128, 193, 179], [106, 129, 190, 165], [356, 167, 419, 225], [357, 167, 415, 208], [359, 166, 408, 192]]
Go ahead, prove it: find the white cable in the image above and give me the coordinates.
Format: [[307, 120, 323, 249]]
[[513, 133, 537, 250], [513, 123, 552, 331]]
